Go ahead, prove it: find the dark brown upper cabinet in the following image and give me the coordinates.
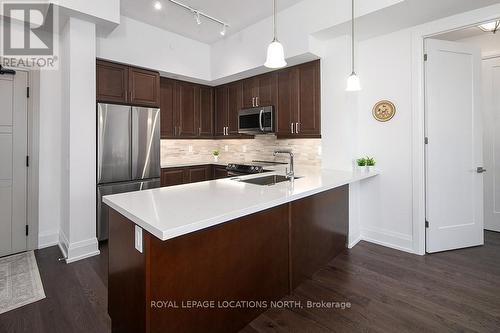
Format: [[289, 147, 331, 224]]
[[276, 60, 321, 138], [241, 73, 277, 109], [159, 60, 320, 140], [97, 59, 160, 108], [215, 82, 246, 137], [215, 86, 228, 136], [128, 67, 160, 108], [96, 60, 128, 104], [160, 78, 175, 139], [176, 81, 199, 137], [226, 81, 242, 135], [199, 86, 214, 137], [161, 78, 214, 139]]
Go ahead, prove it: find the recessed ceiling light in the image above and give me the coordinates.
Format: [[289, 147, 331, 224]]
[[478, 20, 500, 33], [154, 1, 162, 10]]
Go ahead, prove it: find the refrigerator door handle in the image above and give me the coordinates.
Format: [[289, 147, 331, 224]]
[[131, 107, 161, 180]]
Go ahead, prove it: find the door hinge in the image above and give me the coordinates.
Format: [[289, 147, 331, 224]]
[[26, 156, 29, 167], [424, 137, 429, 145], [27, 87, 30, 98], [424, 54, 428, 61], [425, 221, 429, 228], [25, 225, 29, 236]]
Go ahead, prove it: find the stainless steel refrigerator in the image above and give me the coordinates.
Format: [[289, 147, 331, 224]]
[[97, 103, 161, 241]]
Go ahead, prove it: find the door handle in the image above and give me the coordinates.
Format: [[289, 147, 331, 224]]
[[259, 109, 264, 132], [291, 123, 294, 134], [477, 167, 487, 174], [252, 97, 255, 107], [296, 122, 300, 134], [256, 96, 259, 106]]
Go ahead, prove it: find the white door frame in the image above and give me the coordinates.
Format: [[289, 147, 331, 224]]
[[411, 4, 500, 255], [1, 65, 40, 251]]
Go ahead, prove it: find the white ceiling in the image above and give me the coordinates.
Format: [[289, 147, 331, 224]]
[[313, 0, 500, 41], [433, 26, 495, 41], [120, 0, 303, 44]]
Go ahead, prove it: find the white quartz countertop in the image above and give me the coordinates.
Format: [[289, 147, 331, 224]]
[[103, 168, 378, 241]]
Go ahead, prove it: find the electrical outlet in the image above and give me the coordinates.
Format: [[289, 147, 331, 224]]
[[188, 145, 193, 153], [242, 145, 247, 153], [318, 146, 322, 156], [135, 225, 143, 253], [224, 145, 229, 152]]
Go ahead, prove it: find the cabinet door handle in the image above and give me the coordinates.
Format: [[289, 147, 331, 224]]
[[252, 97, 255, 107], [199, 127, 201, 136], [296, 122, 300, 134], [291, 123, 294, 134], [256, 96, 259, 106]]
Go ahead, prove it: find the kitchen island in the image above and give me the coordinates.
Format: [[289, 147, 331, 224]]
[[103, 168, 377, 333]]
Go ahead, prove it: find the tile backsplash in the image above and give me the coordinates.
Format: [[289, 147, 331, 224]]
[[161, 135, 322, 167]]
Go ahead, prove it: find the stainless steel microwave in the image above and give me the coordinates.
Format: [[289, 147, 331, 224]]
[[238, 106, 274, 134]]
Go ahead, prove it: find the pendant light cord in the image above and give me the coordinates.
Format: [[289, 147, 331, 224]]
[[351, 0, 355, 74], [273, 0, 278, 41]]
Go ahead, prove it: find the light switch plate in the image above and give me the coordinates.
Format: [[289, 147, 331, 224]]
[[135, 225, 143, 253]]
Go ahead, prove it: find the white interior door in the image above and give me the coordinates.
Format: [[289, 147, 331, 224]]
[[483, 57, 500, 232], [0, 70, 28, 257], [425, 39, 484, 253]]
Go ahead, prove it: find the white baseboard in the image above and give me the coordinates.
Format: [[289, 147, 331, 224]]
[[348, 235, 362, 248], [361, 227, 414, 254], [58, 231, 100, 263], [38, 230, 59, 249]]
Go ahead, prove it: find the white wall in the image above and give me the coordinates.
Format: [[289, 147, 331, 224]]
[[457, 33, 500, 58], [356, 29, 415, 252], [97, 16, 212, 83], [38, 69, 62, 248]]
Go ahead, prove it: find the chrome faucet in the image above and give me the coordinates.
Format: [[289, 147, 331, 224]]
[[273, 150, 294, 179]]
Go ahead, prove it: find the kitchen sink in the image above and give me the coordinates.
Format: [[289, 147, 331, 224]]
[[235, 175, 302, 186]]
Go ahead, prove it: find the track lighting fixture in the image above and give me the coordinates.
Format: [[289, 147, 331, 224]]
[[154, 0, 229, 38]]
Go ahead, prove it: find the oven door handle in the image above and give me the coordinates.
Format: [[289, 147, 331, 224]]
[[259, 109, 264, 132]]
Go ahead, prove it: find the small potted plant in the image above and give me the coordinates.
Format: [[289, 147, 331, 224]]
[[212, 150, 220, 162], [356, 157, 367, 172], [366, 157, 376, 172]]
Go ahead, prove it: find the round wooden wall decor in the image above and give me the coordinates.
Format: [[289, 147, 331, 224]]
[[373, 100, 396, 122]]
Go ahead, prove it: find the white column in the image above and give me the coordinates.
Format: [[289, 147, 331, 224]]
[[320, 35, 361, 247], [59, 17, 99, 263]]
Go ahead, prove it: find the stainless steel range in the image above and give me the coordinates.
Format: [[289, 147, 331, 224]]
[[226, 163, 269, 177]]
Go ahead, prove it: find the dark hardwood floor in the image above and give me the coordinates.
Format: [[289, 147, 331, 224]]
[[1, 232, 500, 333], [0, 244, 110, 333]]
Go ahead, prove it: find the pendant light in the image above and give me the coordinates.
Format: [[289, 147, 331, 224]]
[[265, 0, 287, 68], [346, 0, 361, 91]]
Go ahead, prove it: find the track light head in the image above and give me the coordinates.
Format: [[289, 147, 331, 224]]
[[194, 11, 201, 25], [220, 24, 227, 36]]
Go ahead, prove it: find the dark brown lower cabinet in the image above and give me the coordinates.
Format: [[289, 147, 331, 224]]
[[212, 165, 229, 179], [160, 168, 185, 187], [290, 185, 348, 289], [186, 166, 211, 183], [161, 165, 217, 187], [108, 185, 348, 333]]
